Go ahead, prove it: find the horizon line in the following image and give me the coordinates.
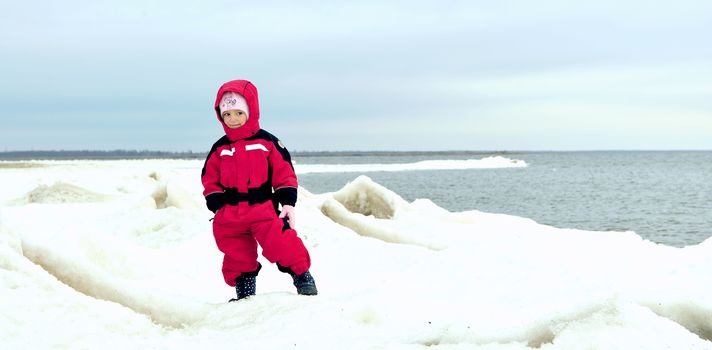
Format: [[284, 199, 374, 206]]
[[2, 148, 712, 153], [1, 148, 711, 156]]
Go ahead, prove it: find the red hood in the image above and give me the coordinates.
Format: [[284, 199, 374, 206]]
[[214, 80, 261, 141]]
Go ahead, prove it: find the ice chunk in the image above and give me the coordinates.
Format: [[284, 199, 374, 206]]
[[23, 182, 108, 204]]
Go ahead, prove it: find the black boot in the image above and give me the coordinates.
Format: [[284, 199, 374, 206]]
[[292, 271, 318, 296], [278, 264, 318, 296], [229, 264, 261, 302]]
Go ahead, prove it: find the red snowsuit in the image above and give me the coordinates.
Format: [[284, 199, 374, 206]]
[[201, 80, 311, 287]]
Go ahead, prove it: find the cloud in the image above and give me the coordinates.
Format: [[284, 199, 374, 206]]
[[1, 1, 711, 150]]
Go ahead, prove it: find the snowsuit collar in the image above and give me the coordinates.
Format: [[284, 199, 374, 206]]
[[214, 80, 261, 141]]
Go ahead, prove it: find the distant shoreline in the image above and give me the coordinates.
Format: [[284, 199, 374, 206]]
[[0, 150, 518, 160], [0, 149, 708, 161], [0, 150, 206, 161]]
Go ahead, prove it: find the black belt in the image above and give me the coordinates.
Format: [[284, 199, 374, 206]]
[[223, 182, 272, 205]]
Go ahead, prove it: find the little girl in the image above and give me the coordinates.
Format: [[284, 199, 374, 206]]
[[201, 79, 317, 301]]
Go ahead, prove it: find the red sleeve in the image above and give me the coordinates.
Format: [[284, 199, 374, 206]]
[[268, 140, 298, 206], [201, 149, 223, 197]]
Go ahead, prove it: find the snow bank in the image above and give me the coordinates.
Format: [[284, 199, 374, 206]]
[[22, 181, 109, 204], [314, 176, 712, 348], [0, 221, 166, 349], [320, 176, 450, 250], [295, 156, 527, 174], [1, 160, 711, 349]]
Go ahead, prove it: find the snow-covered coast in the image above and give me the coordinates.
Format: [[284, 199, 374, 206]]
[[1, 159, 710, 349]]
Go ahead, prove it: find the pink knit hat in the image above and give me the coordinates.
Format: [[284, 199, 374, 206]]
[[219, 92, 250, 116]]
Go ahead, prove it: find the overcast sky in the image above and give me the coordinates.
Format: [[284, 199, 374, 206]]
[[1, 0, 711, 151]]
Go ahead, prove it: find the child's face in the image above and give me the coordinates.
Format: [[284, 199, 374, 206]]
[[221, 109, 248, 129]]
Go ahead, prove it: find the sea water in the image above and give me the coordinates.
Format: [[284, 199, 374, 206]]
[[295, 151, 712, 247]]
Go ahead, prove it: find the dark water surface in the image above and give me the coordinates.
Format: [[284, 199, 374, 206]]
[[295, 151, 712, 247]]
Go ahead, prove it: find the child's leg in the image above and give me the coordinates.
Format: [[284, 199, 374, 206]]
[[213, 220, 260, 287], [254, 218, 317, 295], [220, 240, 259, 286], [251, 214, 311, 276]]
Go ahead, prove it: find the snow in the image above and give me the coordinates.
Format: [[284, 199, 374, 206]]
[[294, 156, 527, 174], [1, 159, 711, 349]]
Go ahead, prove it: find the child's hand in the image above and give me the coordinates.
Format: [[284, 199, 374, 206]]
[[279, 205, 296, 229], [206, 192, 226, 213]]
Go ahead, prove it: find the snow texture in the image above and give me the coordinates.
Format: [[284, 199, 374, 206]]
[[294, 156, 527, 174], [1, 159, 711, 349]]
